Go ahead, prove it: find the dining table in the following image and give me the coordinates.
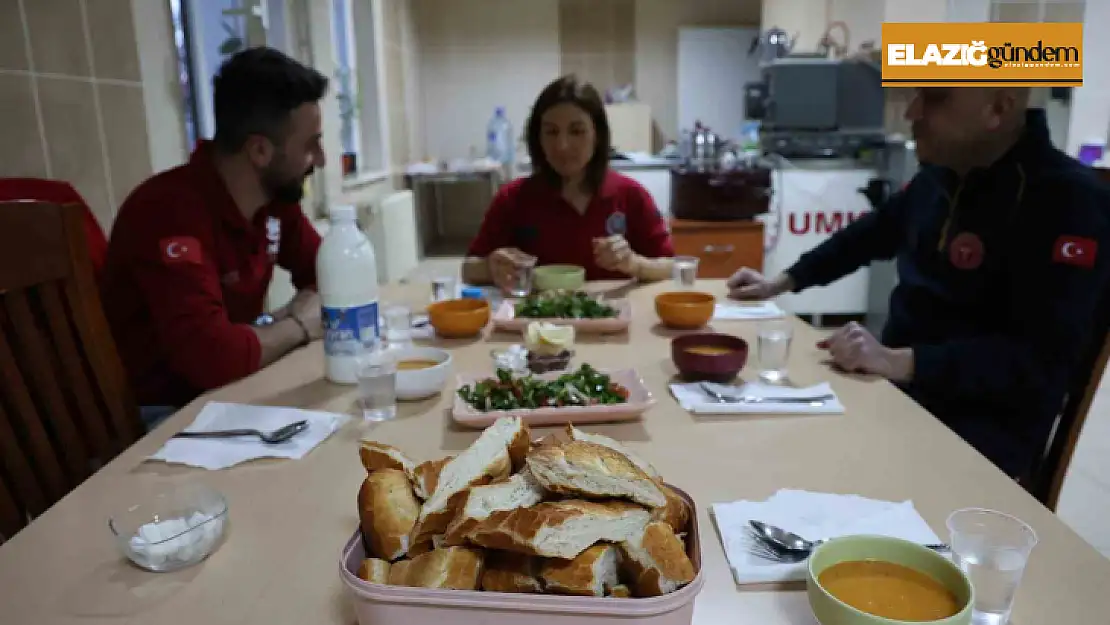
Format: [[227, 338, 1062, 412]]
[[2, 279, 1109, 625]]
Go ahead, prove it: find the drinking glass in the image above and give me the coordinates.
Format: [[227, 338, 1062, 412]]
[[757, 320, 793, 383], [431, 276, 457, 302], [507, 258, 537, 297], [382, 304, 412, 347], [672, 256, 699, 288], [356, 349, 397, 422], [947, 508, 1038, 625]]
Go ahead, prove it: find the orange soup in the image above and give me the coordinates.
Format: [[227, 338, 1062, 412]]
[[818, 560, 960, 622], [684, 345, 735, 357], [397, 359, 440, 371]]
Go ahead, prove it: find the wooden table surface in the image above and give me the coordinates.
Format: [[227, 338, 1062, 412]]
[[2, 280, 1108, 625]]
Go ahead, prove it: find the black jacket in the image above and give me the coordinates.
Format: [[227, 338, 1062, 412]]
[[787, 110, 1110, 477]]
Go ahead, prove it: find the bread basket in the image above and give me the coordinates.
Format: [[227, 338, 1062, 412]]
[[339, 486, 704, 625]]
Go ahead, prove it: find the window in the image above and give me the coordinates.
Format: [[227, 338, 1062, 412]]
[[332, 0, 388, 181]]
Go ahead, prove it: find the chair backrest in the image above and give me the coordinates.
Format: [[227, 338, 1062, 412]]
[[0, 201, 141, 537], [0, 179, 108, 283]]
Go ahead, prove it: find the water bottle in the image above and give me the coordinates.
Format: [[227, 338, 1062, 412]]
[[316, 205, 379, 384], [486, 107, 514, 172]]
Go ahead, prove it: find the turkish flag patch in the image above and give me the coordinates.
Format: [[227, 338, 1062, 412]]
[[1052, 235, 1097, 268], [160, 236, 202, 265]]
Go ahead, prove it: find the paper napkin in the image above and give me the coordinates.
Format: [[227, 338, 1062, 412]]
[[713, 300, 785, 321], [669, 381, 845, 415]]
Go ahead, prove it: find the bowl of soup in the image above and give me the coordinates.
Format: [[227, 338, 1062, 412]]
[[427, 298, 490, 338], [807, 535, 973, 625], [391, 346, 453, 401], [533, 264, 586, 291], [670, 333, 749, 382], [655, 291, 716, 329]]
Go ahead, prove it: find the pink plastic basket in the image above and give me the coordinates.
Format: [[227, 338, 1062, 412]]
[[339, 486, 705, 625]]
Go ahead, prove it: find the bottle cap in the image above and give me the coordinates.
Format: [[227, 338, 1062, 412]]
[[460, 287, 484, 299]]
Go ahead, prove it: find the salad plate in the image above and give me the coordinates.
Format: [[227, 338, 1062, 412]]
[[491, 292, 631, 334]]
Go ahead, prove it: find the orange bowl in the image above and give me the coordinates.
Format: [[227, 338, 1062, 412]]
[[427, 298, 490, 338], [655, 291, 716, 329]]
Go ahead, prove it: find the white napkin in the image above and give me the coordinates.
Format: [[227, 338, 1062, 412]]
[[711, 489, 942, 585], [669, 381, 845, 414], [148, 402, 348, 470], [713, 300, 785, 321]]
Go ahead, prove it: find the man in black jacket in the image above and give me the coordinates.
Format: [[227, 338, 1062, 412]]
[[729, 87, 1110, 477]]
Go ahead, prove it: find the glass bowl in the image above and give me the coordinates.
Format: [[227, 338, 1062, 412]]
[[107, 482, 228, 572]]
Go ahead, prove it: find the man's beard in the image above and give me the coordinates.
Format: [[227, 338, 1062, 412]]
[[262, 163, 314, 204]]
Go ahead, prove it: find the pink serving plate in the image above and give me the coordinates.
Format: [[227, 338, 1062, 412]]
[[491, 299, 632, 334], [451, 368, 655, 428]]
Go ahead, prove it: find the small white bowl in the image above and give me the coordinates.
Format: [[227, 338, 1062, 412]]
[[392, 346, 452, 401]]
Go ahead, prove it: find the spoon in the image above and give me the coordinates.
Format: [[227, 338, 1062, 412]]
[[749, 520, 949, 555], [172, 420, 309, 444], [700, 383, 834, 405]]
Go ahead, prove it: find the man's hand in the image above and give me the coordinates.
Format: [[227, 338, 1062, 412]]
[[288, 289, 323, 341], [593, 235, 640, 276], [488, 248, 537, 292], [817, 321, 913, 382], [726, 267, 794, 300]]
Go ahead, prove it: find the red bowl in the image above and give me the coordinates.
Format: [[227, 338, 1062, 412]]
[[671, 333, 749, 382]]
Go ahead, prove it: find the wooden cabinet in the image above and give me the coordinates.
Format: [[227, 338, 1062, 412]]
[[669, 219, 764, 278]]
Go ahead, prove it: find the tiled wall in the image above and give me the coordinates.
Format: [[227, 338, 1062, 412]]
[[559, 0, 637, 93], [0, 0, 160, 231]]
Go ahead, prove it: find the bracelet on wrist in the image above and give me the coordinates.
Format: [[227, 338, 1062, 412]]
[[290, 315, 311, 344]]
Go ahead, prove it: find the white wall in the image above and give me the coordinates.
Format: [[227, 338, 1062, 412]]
[[1066, 0, 1109, 156]]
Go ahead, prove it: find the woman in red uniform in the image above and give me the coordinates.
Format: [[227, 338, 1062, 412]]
[[462, 76, 675, 289]]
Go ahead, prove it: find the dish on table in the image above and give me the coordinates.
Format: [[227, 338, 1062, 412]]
[[345, 419, 702, 625], [427, 298, 490, 338], [452, 365, 654, 427], [654, 291, 716, 329], [492, 296, 631, 334], [670, 333, 750, 383], [807, 535, 973, 625], [391, 346, 452, 401], [533, 265, 586, 291]]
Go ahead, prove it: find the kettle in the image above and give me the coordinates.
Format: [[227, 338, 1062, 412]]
[[750, 27, 796, 64]]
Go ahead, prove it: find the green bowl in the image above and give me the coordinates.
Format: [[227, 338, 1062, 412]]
[[807, 535, 974, 625], [533, 265, 586, 291]]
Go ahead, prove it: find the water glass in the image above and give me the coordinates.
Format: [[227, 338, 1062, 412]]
[[356, 350, 397, 422], [672, 256, 699, 288], [431, 276, 457, 302], [757, 320, 793, 383], [382, 304, 412, 347], [507, 258, 537, 297], [947, 508, 1038, 625]]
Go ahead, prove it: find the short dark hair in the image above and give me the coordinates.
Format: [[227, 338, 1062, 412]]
[[525, 75, 611, 191], [212, 47, 328, 153]]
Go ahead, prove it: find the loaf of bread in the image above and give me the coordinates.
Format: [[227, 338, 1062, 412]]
[[540, 543, 622, 597], [442, 469, 546, 546], [564, 425, 660, 479], [464, 499, 650, 560], [650, 483, 690, 533], [409, 417, 530, 548], [356, 558, 391, 584], [359, 440, 415, 475], [359, 468, 420, 561], [526, 441, 666, 508], [386, 547, 485, 590], [480, 551, 543, 593], [619, 521, 695, 597], [412, 456, 454, 500]]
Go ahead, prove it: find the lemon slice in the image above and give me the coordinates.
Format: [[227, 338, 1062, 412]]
[[526, 322, 575, 355]]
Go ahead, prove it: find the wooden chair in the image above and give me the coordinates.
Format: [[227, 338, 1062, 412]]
[[0, 200, 142, 540]]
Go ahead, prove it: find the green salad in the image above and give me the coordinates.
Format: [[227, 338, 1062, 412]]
[[457, 364, 630, 412], [514, 290, 618, 319]]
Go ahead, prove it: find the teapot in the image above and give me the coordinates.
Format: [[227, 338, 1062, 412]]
[[750, 27, 796, 64]]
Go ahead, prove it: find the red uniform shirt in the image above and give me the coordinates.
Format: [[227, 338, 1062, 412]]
[[100, 143, 321, 406], [467, 170, 674, 280]]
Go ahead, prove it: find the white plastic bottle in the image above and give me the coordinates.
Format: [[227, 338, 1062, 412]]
[[316, 205, 379, 384], [486, 106, 514, 172]]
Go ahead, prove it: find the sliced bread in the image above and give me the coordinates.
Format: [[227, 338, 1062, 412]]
[[464, 499, 650, 560], [411, 456, 454, 500], [540, 543, 622, 597], [480, 551, 543, 593], [442, 469, 546, 546], [527, 440, 666, 508], [410, 416, 531, 547], [358, 440, 415, 475], [564, 424, 660, 479], [386, 546, 485, 590], [650, 483, 690, 533], [619, 521, 696, 597], [358, 469, 421, 561], [356, 558, 392, 584]]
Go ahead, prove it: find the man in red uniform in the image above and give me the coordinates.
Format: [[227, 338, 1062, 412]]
[[101, 48, 328, 423]]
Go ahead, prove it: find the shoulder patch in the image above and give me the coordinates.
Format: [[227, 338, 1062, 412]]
[[160, 236, 202, 265]]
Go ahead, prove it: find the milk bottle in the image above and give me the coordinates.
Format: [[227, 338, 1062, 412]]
[[316, 205, 379, 384]]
